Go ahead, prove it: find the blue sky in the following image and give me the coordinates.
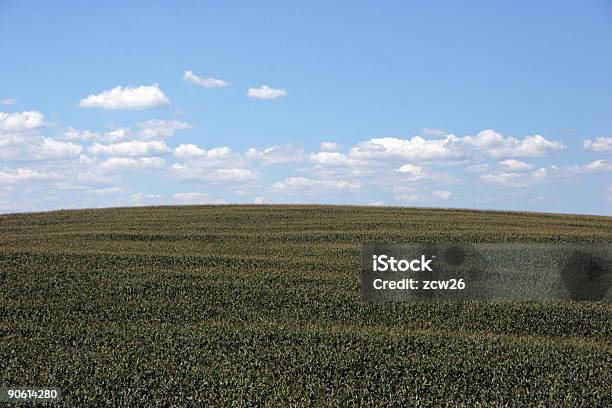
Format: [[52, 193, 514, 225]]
[[1, 0, 611, 214]]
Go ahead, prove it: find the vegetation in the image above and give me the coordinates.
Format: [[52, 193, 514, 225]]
[[1, 205, 611, 406]]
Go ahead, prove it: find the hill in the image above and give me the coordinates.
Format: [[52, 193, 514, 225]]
[[1, 205, 611, 406]]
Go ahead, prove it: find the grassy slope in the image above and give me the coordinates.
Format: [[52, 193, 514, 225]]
[[1, 205, 611, 406]]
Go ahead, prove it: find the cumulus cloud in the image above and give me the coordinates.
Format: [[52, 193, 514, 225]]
[[0, 98, 16, 105], [310, 152, 361, 167], [463, 130, 563, 158], [34, 138, 83, 160], [350, 135, 465, 161], [582, 159, 612, 173], [397, 163, 424, 176], [78, 84, 170, 110], [0, 168, 61, 184], [89, 141, 170, 157], [99, 157, 166, 170], [170, 163, 258, 184], [0, 111, 44, 131], [499, 159, 533, 171], [183, 70, 228, 88], [129, 193, 165, 204], [392, 186, 453, 203], [247, 85, 287, 100], [320, 142, 341, 151], [584, 137, 612, 152], [174, 144, 232, 160], [273, 177, 361, 193], [480, 172, 534, 187], [339, 130, 562, 166], [137, 119, 192, 139], [246, 145, 305, 165], [60, 120, 190, 143], [432, 190, 453, 200], [207, 168, 259, 183], [59, 127, 103, 142], [465, 164, 491, 173], [482, 159, 612, 188], [173, 192, 225, 204]]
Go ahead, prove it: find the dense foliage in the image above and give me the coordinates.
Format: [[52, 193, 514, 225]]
[[1, 205, 611, 406]]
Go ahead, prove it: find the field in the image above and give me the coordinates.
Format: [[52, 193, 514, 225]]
[[1, 205, 611, 406]]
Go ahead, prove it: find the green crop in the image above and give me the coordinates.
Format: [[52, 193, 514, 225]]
[[1, 205, 611, 406]]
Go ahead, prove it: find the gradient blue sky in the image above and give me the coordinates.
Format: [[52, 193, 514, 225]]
[[1, 0, 611, 214]]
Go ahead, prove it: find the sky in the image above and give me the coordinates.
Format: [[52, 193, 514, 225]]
[[0, 0, 611, 215]]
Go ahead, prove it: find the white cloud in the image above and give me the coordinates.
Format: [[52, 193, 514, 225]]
[[499, 159, 533, 171], [170, 164, 259, 184], [88, 187, 123, 195], [99, 157, 166, 170], [584, 137, 612, 152], [207, 168, 259, 183], [60, 120, 190, 143], [582, 159, 612, 173], [310, 152, 360, 167], [367, 201, 386, 206], [0, 111, 44, 131], [59, 127, 102, 142], [480, 172, 525, 186], [129, 193, 165, 204], [246, 145, 304, 164], [320, 142, 341, 151], [463, 130, 564, 158], [253, 196, 267, 204], [481, 160, 612, 188], [345, 130, 563, 165], [393, 187, 453, 203], [183, 70, 228, 88], [173, 192, 225, 204], [247, 85, 287, 100], [35, 138, 83, 160], [137, 119, 192, 139], [0, 98, 16, 105], [397, 163, 424, 176], [465, 164, 491, 173], [273, 177, 361, 193], [0, 168, 61, 184], [350, 135, 465, 161], [78, 84, 170, 110], [89, 140, 170, 157], [174, 144, 232, 160], [432, 190, 453, 200]]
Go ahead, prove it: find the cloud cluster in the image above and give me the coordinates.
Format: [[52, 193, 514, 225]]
[[174, 144, 232, 160], [60, 119, 190, 143], [1, 106, 609, 213], [584, 137, 612, 152], [78, 84, 170, 110], [480, 160, 612, 188], [89, 140, 171, 157], [273, 177, 361, 194], [0, 111, 44, 131]]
